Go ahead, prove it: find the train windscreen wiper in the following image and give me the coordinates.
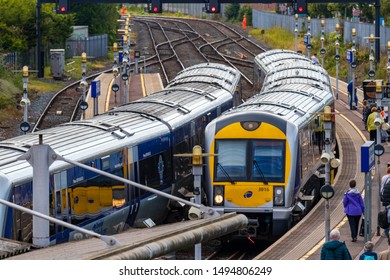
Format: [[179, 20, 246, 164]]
[[253, 160, 269, 185], [217, 163, 235, 184]]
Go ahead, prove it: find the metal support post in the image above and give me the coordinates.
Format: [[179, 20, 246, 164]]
[[20, 66, 31, 134], [362, 141, 375, 241], [294, 14, 298, 52], [81, 52, 87, 119], [335, 24, 340, 100], [16, 135, 56, 247], [306, 16, 311, 59], [193, 164, 202, 260], [351, 28, 357, 109], [324, 109, 331, 242], [320, 19, 325, 67]]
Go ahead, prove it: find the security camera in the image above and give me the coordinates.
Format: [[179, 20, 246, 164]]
[[335, 42, 340, 47], [20, 97, 30, 107], [321, 152, 331, 164], [369, 55, 375, 62], [382, 122, 390, 131], [330, 158, 341, 169], [188, 207, 203, 220], [320, 36, 325, 41], [374, 117, 382, 127], [122, 57, 128, 64], [113, 67, 119, 76], [80, 80, 88, 87]]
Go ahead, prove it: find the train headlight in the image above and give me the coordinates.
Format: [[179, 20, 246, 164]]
[[273, 186, 285, 206], [241, 121, 260, 131], [214, 185, 224, 206]]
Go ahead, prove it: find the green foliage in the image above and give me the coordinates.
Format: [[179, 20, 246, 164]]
[[238, 5, 252, 26], [224, 3, 240, 22], [73, 3, 119, 45], [250, 26, 295, 50]]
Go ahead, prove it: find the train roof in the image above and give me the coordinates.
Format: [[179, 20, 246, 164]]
[[262, 60, 332, 92], [0, 63, 241, 184], [254, 49, 311, 73], [223, 53, 334, 128]]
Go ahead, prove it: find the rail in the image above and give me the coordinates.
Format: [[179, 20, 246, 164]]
[[0, 198, 121, 248]]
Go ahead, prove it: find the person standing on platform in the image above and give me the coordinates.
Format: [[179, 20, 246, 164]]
[[359, 241, 378, 260], [348, 77, 358, 110], [311, 53, 320, 64], [378, 241, 390, 260], [380, 169, 390, 239], [367, 107, 380, 143], [343, 179, 365, 242], [320, 228, 352, 260]]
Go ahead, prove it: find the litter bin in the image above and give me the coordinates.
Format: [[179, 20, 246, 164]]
[[50, 49, 65, 80]]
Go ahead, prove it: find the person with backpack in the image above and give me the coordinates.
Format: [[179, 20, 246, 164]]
[[359, 241, 378, 260], [381, 167, 390, 238], [320, 229, 352, 260], [343, 179, 365, 242]]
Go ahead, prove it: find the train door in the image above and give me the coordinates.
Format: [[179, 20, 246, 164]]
[[52, 171, 68, 239], [125, 146, 140, 225]]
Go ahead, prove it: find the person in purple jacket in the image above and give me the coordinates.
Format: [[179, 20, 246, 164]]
[[343, 179, 365, 242]]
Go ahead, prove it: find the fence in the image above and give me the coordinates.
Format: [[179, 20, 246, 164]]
[[1, 34, 108, 72], [65, 34, 108, 59], [252, 10, 390, 52]]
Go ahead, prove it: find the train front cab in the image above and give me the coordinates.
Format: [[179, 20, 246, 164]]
[[205, 116, 292, 241]]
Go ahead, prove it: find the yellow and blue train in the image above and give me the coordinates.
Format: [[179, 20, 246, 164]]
[[204, 50, 335, 241]]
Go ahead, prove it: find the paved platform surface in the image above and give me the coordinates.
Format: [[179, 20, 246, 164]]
[[84, 73, 163, 119], [306, 77, 390, 260]]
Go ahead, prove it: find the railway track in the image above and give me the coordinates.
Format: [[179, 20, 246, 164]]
[[32, 16, 267, 137]]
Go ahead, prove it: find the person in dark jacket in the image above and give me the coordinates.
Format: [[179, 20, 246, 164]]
[[343, 179, 365, 242], [320, 229, 352, 260], [359, 241, 378, 260]]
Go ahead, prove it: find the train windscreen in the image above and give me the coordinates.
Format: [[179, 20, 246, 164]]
[[214, 139, 285, 183]]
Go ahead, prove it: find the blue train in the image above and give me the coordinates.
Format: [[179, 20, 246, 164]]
[[0, 63, 241, 244]]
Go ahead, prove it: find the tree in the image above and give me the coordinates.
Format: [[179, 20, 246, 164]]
[[224, 3, 240, 22], [72, 3, 119, 45]]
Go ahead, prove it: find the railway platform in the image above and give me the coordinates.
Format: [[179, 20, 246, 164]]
[[5, 213, 247, 260], [83, 72, 163, 119], [254, 77, 390, 260]]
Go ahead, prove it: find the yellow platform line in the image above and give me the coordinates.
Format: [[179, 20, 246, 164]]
[[141, 73, 147, 96]]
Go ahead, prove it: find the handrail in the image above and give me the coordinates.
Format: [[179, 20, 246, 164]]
[[0, 198, 121, 248]]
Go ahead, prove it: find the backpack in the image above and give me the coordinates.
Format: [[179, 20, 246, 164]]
[[347, 82, 353, 93], [364, 255, 375, 260], [378, 208, 389, 229]]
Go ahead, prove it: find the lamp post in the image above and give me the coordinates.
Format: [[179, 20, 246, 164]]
[[321, 106, 335, 242], [351, 28, 357, 110], [306, 16, 311, 59], [20, 66, 31, 134], [295, 14, 299, 52], [335, 24, 340, 100], [320, 19, 325, 67], [80, 52, 88, 119], [112, 43, 120, 105]]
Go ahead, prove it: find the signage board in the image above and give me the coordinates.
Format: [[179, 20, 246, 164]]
[[91, 80, 101, 98], [361, 141, 375, 172]]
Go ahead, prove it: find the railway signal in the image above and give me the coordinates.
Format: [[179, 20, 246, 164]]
[[206, 0, 220, 14], [56, 0, 70, 14], [295, 0, 307, 15], [148, 0, 162, 13]]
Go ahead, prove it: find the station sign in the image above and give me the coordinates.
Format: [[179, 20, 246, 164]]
[[361, 141, 375, 172], [346, 49, 354, 63], [304, 34, 310, 45], [91, 80, 101, 98]]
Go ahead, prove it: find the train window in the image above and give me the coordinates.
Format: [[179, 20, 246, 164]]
[[139, 151, 172, 193], [215, 140, 247, 181], [252, 140, 285, 183]]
